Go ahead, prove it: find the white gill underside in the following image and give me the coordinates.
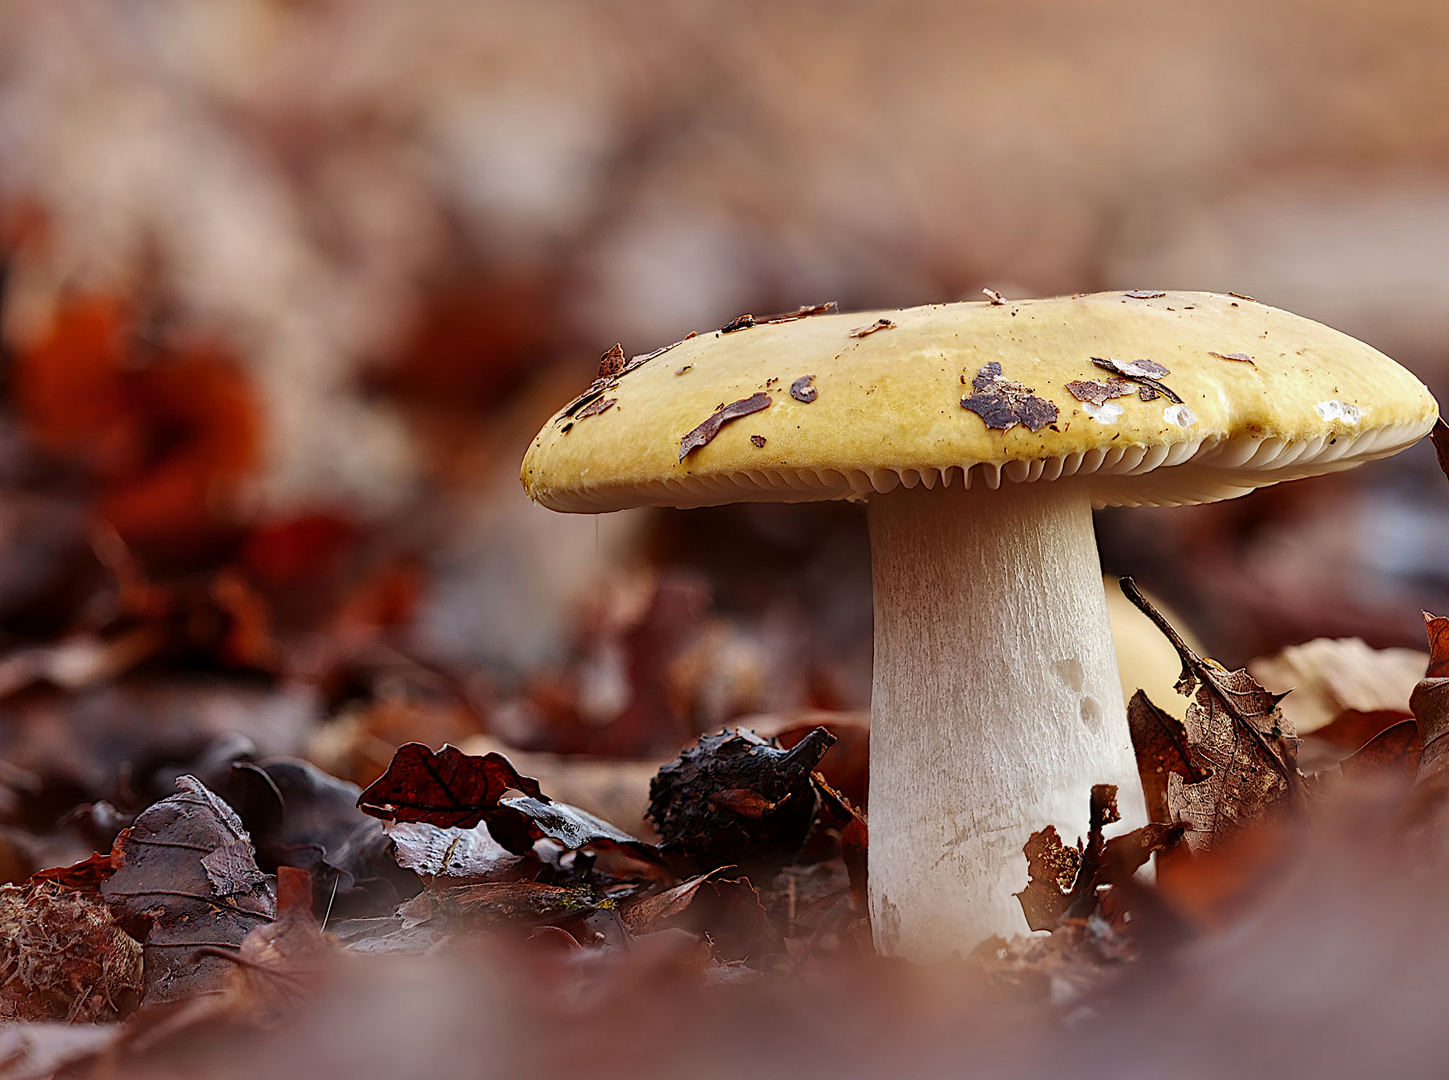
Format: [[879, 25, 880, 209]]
[[541, 415, 1427, 511], [866, 479, 1145, 962]]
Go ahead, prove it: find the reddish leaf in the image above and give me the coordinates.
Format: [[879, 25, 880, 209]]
[[356, 743, 544, 830], [1014, 825, 1080, 931], [621, 869, 729, 932], [31, 851, 116, 893], [1339, 719, 1422, 787], [678, 393, 773, 460]]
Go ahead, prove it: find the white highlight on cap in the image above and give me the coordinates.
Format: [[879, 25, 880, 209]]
[[1315, 399, 1363, 424], [1163, 404, 1197, 427], [1083, 401, 1124, 423]]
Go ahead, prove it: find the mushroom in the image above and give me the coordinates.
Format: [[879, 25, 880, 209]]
[[520, 290, 1438, 960]]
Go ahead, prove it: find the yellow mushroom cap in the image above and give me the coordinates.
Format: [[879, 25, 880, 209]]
[[521, 291, 1438, 512]]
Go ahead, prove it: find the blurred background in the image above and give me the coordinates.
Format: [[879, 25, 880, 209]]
[[0, 0, 1447, 805]]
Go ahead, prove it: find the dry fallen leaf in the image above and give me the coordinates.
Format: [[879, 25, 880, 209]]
[[678, 393, 773, 460]]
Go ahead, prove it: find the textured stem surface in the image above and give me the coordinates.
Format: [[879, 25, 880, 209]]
[[867, 479, 1144, 960]]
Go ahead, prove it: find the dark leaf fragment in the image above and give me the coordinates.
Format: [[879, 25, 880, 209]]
[[721, 314, 755, 333], [789, 375, 817, 403], [356, 743, 544, 830], [444, 880, 601, 925], [848, 319, 895, 338], [486, 796, 661, 863], [750, 435, 766, 448], [101, 776, 276, 1005], [1066, 378, 1135, 407], [1430, 419, 1449, 488], [961, 362, 1059, 431], [1127, 690, 1209, 823], [678, 393, 772, 461], [648, 727, 835, 874], [575, 396, 616, 420]]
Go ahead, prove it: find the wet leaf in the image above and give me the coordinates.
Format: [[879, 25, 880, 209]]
[[1127, 690, 1209, 823], [960, 362, 1059, 432], [356, 743, 544, 830], [101, 776, 276, 1005], [789, 375, 817, 403], [678, 393, 773, 461]]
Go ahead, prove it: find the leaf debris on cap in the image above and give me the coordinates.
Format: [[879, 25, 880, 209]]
[[679, 393, 772, 461], [1066, 378, 1136, 407], [789, 374, 817, 403], [848, 319, 896, 338], [982, 288, 1008, 305], [960, 362, 1059, 432], [1091, 357, 1182, 403], [750, 435, 766, 447], [1209, 351, 1255, 364], [1124, 290, 1167, 299]]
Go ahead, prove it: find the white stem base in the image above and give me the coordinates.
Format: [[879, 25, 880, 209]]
[[867, 480, 1144, 961]]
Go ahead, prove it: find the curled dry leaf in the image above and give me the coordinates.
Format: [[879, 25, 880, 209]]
[[356, 743, 544, 831], [678, 393, 772, 461], [621, 868, 730, 933], [960, 362, 1058, 432], [849, 319, 896, 338], [101, 776, 276, 1005], [596, 344, 626, 380]]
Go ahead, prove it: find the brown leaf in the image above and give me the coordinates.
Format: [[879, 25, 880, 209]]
[[621, 868, 729, 932], [220, 867, 330, 1022], [757, 302, 836, 324], [709, 788, 776, 818], [101, 776, 276, 1005], [384, 821, 523, 882], [484, 796, 662, 863], [356, 743, 544, 830], [721, 314, 755, 333], [678, 393, 772, 461], [1014, 825, 1080, 931], [1124, 290, 1166, 299], [31, 851, 115, 892], [1065, 378, 1135, 407], [789, 375, 817, 403], [443, 880, 601, 924], [1127, 690, 1209, 823], [1120, 579, 1299, 851], [960, 362, 1058, 431], [1426, 611, 1449, 678], [575, 396, 616, 420], [1339, 719, 1422, 788], [1208, 351, 1255, 364]]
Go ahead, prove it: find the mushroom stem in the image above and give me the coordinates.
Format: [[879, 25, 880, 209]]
[[866, 478, 1144, 959]]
